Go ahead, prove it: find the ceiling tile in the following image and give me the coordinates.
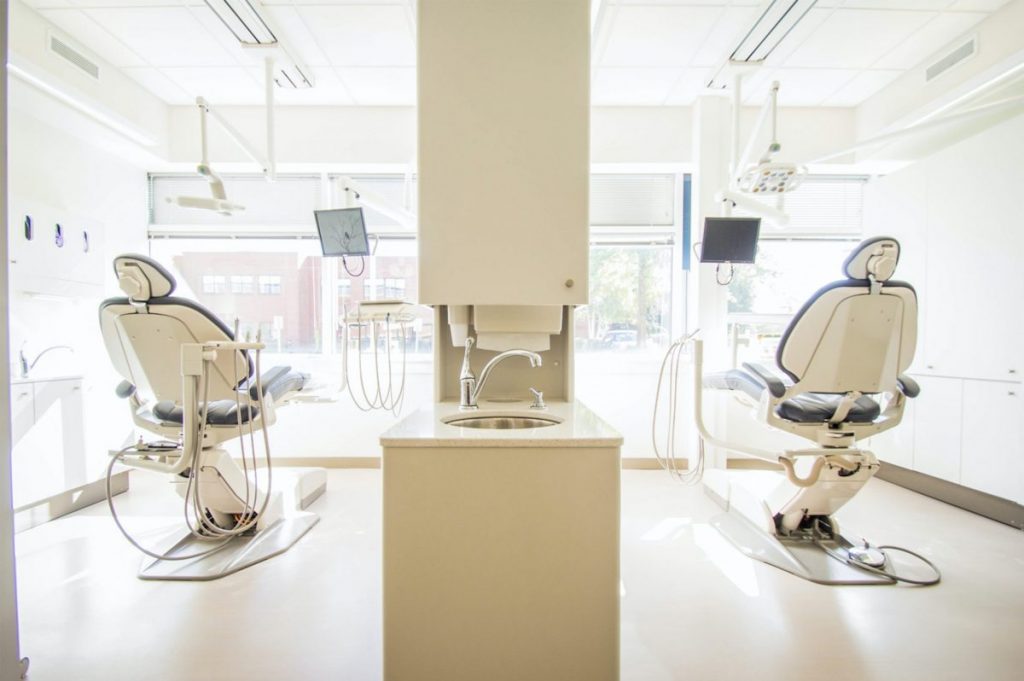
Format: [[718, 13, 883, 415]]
[[264, 6, 331, 67], [599, 5, 725, 67], [39, 8, 147, 68], [816, 1, 955, 8], [121, 66, 193, 105], [161, 67, 264, 104], [336, 67, 416, 105], [756, 7, 833, 66], [947, 0, 1011, 9], [822, 69, 902, 106], [300, 6, 415, 67], [20, 0, 75, 9], [85, 7, 239, 68], [690, 5, 760, 67], [783, 9, 937, 70], [592, 67, 683, 106], [874, 11, 986, 69]]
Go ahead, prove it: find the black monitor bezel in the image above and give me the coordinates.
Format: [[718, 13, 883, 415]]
[[699, 217, 761, 264]]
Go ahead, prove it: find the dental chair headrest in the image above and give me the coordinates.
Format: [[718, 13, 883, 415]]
[[113, 254, 176, 301], [842, 237, 900, 282]]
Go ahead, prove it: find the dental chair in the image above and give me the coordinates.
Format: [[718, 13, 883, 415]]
[[696, 237, 936, 585], [99, 253, 325, 580]]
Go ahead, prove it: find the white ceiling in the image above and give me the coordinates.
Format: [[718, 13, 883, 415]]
[[19, 0, 1013, 108]]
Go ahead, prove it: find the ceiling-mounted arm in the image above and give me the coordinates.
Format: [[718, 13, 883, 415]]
[[735, 80, 780, 184], [336, 176, 418, 228], [196, 93, 274, 179]]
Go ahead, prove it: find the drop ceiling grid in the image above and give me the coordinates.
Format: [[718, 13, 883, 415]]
[[16, 0, 1016, 107]]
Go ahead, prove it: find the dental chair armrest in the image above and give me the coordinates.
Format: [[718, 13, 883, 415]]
[[897, 374, 921, 398], [741, 362, 787, 398], [115, 380, 137, 399]]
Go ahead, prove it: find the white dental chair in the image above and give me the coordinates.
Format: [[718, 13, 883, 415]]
[[99, 254, 325, 580], [697, 237, 935, 585]]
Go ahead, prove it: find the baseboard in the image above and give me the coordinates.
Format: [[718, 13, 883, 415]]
[[15, 470, 131, 533], [269, 457, 781, 471], [877, 463, 1024, 530]]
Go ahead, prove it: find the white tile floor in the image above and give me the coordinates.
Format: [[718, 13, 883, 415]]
[[14, 469, 1024, 681]]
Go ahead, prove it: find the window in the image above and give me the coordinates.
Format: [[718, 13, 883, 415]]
[[202, 275, 226, 294], [230, 275, 254, 294], [258, 275, 282, 295], [149, 239, 324, 354], [576, 245, 674, 354]]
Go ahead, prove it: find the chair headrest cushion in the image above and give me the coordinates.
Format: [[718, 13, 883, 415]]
[[113, 254, 176, 301], [842, 237, 900, 282]]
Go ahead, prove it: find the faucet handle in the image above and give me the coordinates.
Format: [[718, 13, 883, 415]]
[[529, 388, 546, 410]]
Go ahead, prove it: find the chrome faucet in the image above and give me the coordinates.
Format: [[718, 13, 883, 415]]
[[459, 337, 542, 409], [19, 344, 74, 379]]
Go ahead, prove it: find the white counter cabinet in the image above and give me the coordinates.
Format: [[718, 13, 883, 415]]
[[871, 374, 1024, 505], [380, 400, 622, 681]]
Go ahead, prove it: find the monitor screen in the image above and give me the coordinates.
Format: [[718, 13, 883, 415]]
[[314, 208, 370, 257], [700, 217, 761, 264]]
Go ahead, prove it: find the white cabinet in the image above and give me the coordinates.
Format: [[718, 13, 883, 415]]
[[9, 376, 87, 508], [960, 380, 1024, 504], [417, 0, 590, 307], [911, 376, 963, 482], [917, 124, 1024, 382]]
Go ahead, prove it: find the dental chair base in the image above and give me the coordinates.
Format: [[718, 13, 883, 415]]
[[705, 458, 893, 585], [138, 459, 324, 581]]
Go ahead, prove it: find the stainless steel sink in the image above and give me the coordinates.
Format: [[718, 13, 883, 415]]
[[445, 415, 560, 430]]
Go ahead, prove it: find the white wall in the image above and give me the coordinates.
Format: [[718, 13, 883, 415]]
[[7, 79, 150, 489], [10, 0, 169, 160], [857, 0, 1024, 139], [162, 104, 856, 169]]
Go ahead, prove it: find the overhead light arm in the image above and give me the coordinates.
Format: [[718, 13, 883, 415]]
[[337, 176, 417, 228], [736, 80, 780, 181]]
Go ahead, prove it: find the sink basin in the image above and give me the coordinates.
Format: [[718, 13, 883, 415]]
[[445, 415, 561, 430]]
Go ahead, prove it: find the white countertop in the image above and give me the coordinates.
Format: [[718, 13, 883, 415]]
[[380, 400, 623, 448]]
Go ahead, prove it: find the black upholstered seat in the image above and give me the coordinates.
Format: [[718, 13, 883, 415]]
[[704, 370, 881, 424]]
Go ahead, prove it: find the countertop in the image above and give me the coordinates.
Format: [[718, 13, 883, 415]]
[[380, 400, 623, 448]]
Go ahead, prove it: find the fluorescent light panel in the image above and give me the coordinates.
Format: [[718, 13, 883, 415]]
[[731, 0, 818, 63], [204, 0, 277, 46]]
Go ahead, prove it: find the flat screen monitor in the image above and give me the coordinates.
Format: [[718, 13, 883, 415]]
[[314, 208, 370, 257], [700, 217, 761, 264]]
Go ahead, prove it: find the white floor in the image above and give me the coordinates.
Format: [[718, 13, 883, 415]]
[[14, 469, 1024, 681]]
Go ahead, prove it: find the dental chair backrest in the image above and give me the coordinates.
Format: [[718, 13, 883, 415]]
[[99, 254, 251, 404], [776, 237, 917, 395]]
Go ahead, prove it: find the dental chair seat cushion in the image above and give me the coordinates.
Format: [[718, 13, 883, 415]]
[[247, 366, 309, 402], [776, 392, 880, 424], [153, 400, 258, 426], [703, 370, 881, 424]]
